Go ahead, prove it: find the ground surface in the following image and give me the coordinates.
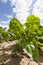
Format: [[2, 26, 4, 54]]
[[0, 41, 43, 65]]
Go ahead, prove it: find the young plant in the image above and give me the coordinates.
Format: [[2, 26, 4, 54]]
[[2, 31, 10, 42], [8, 15, 43, 62], [0, 27, 5, 43]]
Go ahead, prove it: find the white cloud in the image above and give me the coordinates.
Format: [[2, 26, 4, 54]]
[[9, 0, 16, 7], [5, 14, 13, 19], [0, 20, 10, 28], [9, 0, 33, 7], [8, 0, 33, 23], [1, 0, 33, 24], [13, 7, 31, 13], [0, 23, 9, 28], [1, 0, 8, 3], [16, 12, 30, 24], [32, 0, 43, 20], [1, 21, 8, 25], [12, 0, 33, 12], [12, 0, 33, 23], [32, 0, 43, 25]]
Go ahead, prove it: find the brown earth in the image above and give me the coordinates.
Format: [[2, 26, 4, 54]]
[[0, 41, 43, 65]]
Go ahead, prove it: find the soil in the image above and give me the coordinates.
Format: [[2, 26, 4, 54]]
[[0, 41, 43, 65]]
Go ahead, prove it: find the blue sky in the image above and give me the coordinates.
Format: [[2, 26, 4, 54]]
[[0, 0, 43, 28], [0, 1, 12, 20]]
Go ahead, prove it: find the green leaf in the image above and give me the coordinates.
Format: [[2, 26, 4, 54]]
[[32, 46, 39, 62], [9, 18, 24, 39], [23, 44, 32, 58], [30, 41, 39, 62]]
